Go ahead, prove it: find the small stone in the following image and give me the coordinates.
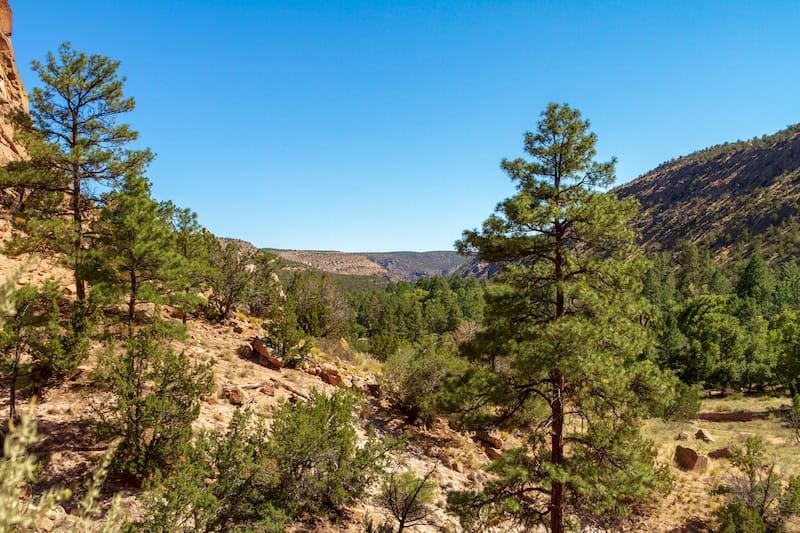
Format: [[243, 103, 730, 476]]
[[386, 418, 405, 432], [233, 325, 244, 334], [259, 385, 275, 396], [675, 432, 689, 441], [252, 338, 284, 369]]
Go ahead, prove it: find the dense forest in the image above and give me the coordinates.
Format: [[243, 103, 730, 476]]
[[2, 44, 800, 533]]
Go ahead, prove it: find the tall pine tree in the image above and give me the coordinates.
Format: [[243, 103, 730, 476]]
[[448, 103, 673, 532], [17, 43, 152, 301]]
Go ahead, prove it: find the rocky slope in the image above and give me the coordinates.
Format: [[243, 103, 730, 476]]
[[616, 124, 800, 262], [0, 0, 28, 164]]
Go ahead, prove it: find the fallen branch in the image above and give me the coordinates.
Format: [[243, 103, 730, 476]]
[[222, 382, 266, 393], [279, 382, 310, 400]]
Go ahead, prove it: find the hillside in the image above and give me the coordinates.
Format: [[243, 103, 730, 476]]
[[616, 124, 800, 262], [269, 249, 470, 281]]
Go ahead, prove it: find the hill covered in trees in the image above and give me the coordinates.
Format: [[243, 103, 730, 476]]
[[616, 124, 800, 263]]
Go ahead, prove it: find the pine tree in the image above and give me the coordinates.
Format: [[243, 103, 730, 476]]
[[448, 103, 673, 532], [91, 174, 181, 325], [17, 43, 153, 301], [159, 202, 211, 324]]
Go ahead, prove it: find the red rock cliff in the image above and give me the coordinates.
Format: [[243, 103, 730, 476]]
[[0, 0, 28, 164]]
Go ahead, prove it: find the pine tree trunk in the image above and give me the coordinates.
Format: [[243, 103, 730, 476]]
[[551, 368, 565, 533], [129, 270, 137, 323], [72, 126, 86, 301], [551, 200, 565, 533], [9, 346, 19, 421]]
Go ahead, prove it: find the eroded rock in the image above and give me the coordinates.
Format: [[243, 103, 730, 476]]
[[694, 428, 715, 443], [225, 387, 247, 406], [675, 445, 708, 471], [709, 446, 734, 459]]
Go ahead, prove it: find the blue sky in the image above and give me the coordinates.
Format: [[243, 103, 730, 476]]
[[10, 1, 800, 252]]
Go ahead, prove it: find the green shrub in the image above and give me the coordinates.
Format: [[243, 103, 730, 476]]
[[378, 468, 437, 532], [266, 389, 387, 517], [381, 338, 465, 421], [94, 323, 213, 481], [716, 502, 766, 533], [130, 409, 287, 532], [134, 390, 388, 529], [30, 296, 89, 380]]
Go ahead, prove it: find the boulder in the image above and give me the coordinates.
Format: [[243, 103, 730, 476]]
[[252, 338, 284, 369], [259, 384, 275, 396], [321, 368, 342, 387], [674, 445, 709, 471], [474, 431, 504, 450], [709, 446, 734, 459], [694, 428, 715, 443], [485, 447, 503, 461], [225, 387, 247, 406]]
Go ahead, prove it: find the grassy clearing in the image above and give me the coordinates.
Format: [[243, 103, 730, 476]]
[[635, 394, 800, 531]]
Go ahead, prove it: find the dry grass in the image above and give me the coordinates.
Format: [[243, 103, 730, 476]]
[[633, 395, 800, 532]]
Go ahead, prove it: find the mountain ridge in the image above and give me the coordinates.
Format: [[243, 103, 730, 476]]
[[263, 248, 470, 281], [615, 123, 800, 263]]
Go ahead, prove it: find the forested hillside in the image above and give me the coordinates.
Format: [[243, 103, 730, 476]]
[[616, 124, 800, 263]]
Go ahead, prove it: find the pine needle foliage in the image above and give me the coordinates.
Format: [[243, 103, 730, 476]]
[[448, 103, 674, 532]]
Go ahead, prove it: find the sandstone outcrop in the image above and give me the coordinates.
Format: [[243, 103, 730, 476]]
[[0, 1, 27, 165]]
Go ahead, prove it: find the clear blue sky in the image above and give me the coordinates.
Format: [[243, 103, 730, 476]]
[[10, 1, 800, 252]]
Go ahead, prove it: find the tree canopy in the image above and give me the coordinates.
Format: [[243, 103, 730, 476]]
[[448, 103, 673, 532]]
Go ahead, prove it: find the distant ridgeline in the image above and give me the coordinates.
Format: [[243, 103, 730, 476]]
[[265, 249, 472, 282], [616, 123, 800, 264]]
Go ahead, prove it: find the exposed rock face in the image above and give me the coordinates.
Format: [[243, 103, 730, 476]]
[[0, 1, 27, 165], [0, 1, 11, 36]]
